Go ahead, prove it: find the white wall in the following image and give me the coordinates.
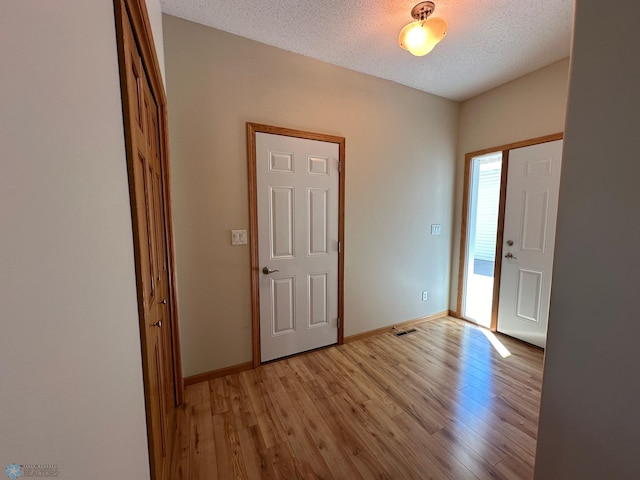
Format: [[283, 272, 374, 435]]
[[163, 15, 459, 376], [0, 2, 151, 479], [450, 59, 570, 311], [534, 1, 640, 477]]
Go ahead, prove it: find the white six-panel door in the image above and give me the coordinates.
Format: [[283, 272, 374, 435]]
[[256, 132, 339, 362], [498, 140, 563, 347]]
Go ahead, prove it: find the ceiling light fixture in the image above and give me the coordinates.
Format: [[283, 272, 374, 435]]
[[398, 1, 448, 57]]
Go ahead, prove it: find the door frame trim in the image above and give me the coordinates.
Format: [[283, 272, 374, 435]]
[[247, 123, 346, 368], [456, 132, 563, 331]]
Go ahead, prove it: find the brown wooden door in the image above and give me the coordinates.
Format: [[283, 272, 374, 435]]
[[120, 10, 174, 479]]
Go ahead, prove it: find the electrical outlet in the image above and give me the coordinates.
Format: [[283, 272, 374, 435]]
[[422, 290, 428, 301]]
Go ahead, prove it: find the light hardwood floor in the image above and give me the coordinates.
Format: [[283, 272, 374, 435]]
[[169, 317, 544, 479]]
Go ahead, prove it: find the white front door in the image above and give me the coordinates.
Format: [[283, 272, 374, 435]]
[[256, 132, 339, 362], [498, 140, 563, 347]]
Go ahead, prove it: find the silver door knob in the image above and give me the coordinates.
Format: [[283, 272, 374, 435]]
[[152, 320, 162, 328], [505, 253, 517, 260], [262, 267, 280, 274], [160, 299, 167, 305]]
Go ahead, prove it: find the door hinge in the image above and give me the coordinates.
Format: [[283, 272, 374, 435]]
[[338, 241, 341, 254], [337, 317, 341, 329], [338, 160, 342, 173]]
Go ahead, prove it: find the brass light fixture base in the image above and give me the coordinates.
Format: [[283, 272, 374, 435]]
[[410, 1, 436, 21]]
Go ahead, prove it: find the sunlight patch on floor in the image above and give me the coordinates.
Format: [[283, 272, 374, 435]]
[[481, 329, 511, 358]]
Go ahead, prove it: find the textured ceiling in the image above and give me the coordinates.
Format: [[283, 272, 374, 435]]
[[160, 0, 574, 101]]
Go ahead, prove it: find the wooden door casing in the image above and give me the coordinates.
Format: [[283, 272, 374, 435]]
[[113, 1, 183, 478], [123, 10, 170, 476], [247, 123, 346, 367]]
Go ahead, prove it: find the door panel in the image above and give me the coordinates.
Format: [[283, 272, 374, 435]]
[[272, 277, 296, 334], [270, 186, 294, 258], [498, 140, 563, 347], [521, 189, 549, 252], [309, 273, 328, 327], [309, 188, 329, 255], [256, 132, 339, 362], [515, 269, 543, 322]]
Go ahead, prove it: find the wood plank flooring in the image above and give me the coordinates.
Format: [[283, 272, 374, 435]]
[[169, 317, 544, 479]]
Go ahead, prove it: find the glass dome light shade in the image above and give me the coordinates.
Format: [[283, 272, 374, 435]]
[[398, 17, 448, 56]]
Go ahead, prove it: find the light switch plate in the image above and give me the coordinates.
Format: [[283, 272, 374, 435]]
[[431, 224, 442, 236], [231, 229, 247, 245]]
